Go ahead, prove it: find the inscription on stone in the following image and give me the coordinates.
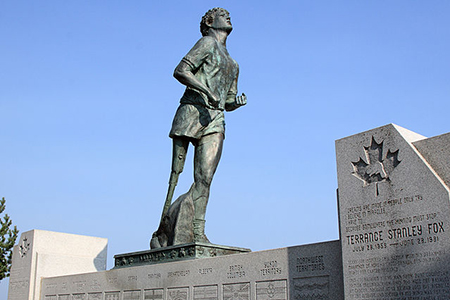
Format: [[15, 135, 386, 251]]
[[256, 280, 287, 300], [45, 283, 57, 290], [296, 255, 325, 273], [168, 270, 190, 278], [168, 287, 188, 300], [344, 194, 449, 298], [73, 280, 87, 292], [61, 282, 68, 291], [194, 285, 218, 300], [90, 280, 101, 290], [337, 126, 450, 299], [148, 273, 161, 280], [226, 265, 246, 279], [260, 261, 282, 276], [346, 262, 450, 298], [223, 283, 250, 300], [198, 267, 214, 275], [144, 288, 164, 300], [345, 195, 429, 253], [58, 295, 70, 300], [9, 279, 29, 291]]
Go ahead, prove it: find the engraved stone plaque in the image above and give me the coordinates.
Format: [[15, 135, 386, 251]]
[[144, 289, 164, 300], [124, 290, 141, 300], [256, 280, 287, 300], [73, 294, 86, 300], [336, 124, 450, 299], [88, 293, 102, 300], [293, 276, 329, 299], [223, 283, 250, 300], [168, 287, 189, 300], [194, 285, 218, 300], [105, 291, 120, 300]]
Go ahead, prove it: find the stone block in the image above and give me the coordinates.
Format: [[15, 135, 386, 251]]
[[40, 241, 343, 300], [114, 243, 251, 268], [336, 124, 450, 299], [8, 230, 108, 300]]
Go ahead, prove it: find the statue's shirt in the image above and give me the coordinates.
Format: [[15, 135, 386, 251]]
[[170, 36, 239, 140]]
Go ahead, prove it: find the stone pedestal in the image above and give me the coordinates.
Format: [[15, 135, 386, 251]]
[[114, 243, 251, 268]]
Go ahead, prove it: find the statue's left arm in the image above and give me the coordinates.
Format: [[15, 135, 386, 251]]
[[225, 67, 247, 112]]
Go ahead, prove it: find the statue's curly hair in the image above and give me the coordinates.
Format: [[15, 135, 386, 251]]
[[200, 7, 229, 36]]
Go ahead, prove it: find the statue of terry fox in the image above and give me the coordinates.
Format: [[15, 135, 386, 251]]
[[151, 7, 247, 248]]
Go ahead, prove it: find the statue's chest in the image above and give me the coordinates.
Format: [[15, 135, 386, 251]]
[[205, 45, 238, 78]]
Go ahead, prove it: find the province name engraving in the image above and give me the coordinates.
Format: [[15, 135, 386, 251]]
[[260, 261, 282, 276], [199, 268, 213, 275], [168, 270, 190, 278], [227, 265, 246, 279], [296, 256, 325, 272]]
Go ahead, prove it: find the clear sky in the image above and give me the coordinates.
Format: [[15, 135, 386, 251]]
[[1, 1, 449, 297]]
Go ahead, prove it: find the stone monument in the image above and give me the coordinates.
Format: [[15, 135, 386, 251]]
[[8, 124, 450, 300], [39, 241, 344, 300], [336, 124, 450, 299], [6, 9, 450, 300], [7, 230, 107, 300]]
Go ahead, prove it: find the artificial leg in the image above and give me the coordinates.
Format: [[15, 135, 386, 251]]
[[161, 138, 189, 219]]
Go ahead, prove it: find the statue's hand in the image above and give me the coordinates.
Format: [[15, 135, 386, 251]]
[[208, 93, 220, 108], [236, 93, 247, 107]]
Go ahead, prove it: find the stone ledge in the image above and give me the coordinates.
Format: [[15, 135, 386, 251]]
[[114, 242, 251, 268]]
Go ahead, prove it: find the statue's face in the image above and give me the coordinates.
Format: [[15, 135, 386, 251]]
[[210, 10, 232, 33]]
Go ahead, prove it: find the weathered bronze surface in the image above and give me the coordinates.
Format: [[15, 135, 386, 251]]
[[115, 243, 250, 268], [151, 8, 246, 249]]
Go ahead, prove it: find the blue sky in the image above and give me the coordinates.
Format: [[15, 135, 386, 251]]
[[1, 1, 449, 297]]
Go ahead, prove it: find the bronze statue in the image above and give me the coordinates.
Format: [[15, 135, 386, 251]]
[[151, 8, 246, 248]]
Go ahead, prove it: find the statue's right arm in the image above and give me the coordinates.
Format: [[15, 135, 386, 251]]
[[173, 60, 220, 108]]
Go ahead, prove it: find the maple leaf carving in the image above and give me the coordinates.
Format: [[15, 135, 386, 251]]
[[352, 137, 401, 186]]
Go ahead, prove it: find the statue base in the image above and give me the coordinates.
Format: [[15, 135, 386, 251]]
[[114, 242, 251, 268]]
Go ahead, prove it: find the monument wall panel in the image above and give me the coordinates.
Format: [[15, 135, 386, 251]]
[[336, 124, 450, 299], [40, 242, 343, 300], [8, 230, 107, 300]]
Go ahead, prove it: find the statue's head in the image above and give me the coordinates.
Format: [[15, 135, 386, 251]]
[[200, 7, 232, 37]]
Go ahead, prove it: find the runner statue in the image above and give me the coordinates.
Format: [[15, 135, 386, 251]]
[[151, 7, 246, 248]]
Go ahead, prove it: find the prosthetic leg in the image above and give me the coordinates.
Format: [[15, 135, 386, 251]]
[[161, 138, 189, 219]]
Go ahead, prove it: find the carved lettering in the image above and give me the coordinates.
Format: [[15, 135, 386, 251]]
[[227, 265, 246, 279], [260, 261, 282, 276], [148, 273, 161, 279], [167, 270, 190, 277], [198, 267, 213, 275], [296, 256, 325, 272]]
